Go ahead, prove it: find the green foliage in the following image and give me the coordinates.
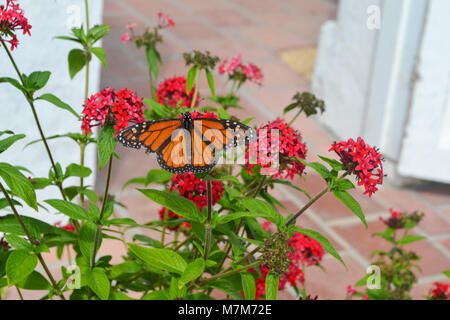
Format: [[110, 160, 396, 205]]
[[0, 10, 393, 302]]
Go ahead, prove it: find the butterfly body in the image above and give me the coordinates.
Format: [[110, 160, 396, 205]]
[[116, 112, 254, 174]]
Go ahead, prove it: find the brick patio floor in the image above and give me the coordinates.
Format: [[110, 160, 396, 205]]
[[7, 0, 449, 300]]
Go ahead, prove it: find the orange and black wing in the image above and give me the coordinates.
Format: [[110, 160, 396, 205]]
[[116, 119, 182, 153], [156, 127, 196, 174], [189, 118, 256, 172]]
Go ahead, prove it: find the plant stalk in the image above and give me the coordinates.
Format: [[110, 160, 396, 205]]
[[190, 70, 200, 109], [91, 155, 113, 268], [0, 182, 66, 300], [0, 39, 67, 201], [204, 180, 212, 260]]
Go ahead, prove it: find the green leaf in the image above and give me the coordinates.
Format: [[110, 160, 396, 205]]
[[0, 214, 55, 239], [37, 93, 79, 119], [145, 169, 174, 185], [179, 258, 205, 285], [217, 212, 272, 225], [195, 172, 239, 184], [205, 68, 215, 96], [443, 270, 450, 278], [91, 47, 107, 70], [334, 179, 355, 191], [332, 190, 367, 228], [25, 71, 51, 91], [6, 250, 38, 286], [299, 159, 330, 180], [283, 102, 298, 114], [97, 124, 116, 170], [217, 108, 230, 120], [88, 24, 110, 43], [208, 279, 242, 300], [44, 199, 90, 220], [0, 198, 22, 210], [138, 189, 202, 222], [0, 133, 25, 153], [293, 227, 346, 267], [143, 98, 170, 118], [397, 234, 426, 245], [0, 77, 26, 93], [186, 66, 197, 94], [0, 162, 37, 210], [54, 35, 81, 43], [142, 290, 169, 300], [241, 273, 256, 300], [128, 244, 187, 274], [4, 234, 34, 251], [265, 273, 278, 300], [146, 47, 158, 78], [79, 221, 99, 263], [64, 163, 92, 178], [240, 197, 283, 226], [86, 267, 110, 300], [17, 271, 51, 290], [318, 155, 345, 171], [68, 48, 86, 79]]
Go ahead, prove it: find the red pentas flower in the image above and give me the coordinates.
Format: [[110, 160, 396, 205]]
[[81, 88, 145, 136], [0, 0, 31, 50], [157, 11, 175, 28], [428, 282, 449, 300], [159, 172, 224, 231], [218, 55, 263, 86], [329, 137, 384, 197], [246, 118, 307, 180], [252, 222, 323, 299], [54, 221, 75, 232], [156, 77, 199, 108]]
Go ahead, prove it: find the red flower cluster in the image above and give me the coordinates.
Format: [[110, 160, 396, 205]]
[[157, 11, 175, 29], [329, 137, 384, 197], [428, 282, 449, 300], [54, 221, 75, 232], [81, 88, 145, 136], [156, 77, 199, 108], [246, 118, 307, 180], [159, 172, 224, 231], [218, 55, 263, 86], [253, 223, 324, 299], [0, 0, 31, 50]]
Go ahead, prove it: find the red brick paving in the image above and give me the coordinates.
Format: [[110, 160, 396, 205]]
[[7, 0, 449, 300]]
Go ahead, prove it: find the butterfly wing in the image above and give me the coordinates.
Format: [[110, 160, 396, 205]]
[[117, 117, 255, 174]]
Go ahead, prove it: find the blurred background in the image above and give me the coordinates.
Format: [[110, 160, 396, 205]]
[[1, 0, 449, 299]]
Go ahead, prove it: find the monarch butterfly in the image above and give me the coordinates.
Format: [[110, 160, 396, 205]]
[[116, 112, 255, 174]]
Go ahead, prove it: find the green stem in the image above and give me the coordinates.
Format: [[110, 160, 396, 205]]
[[84, 0, 90, 31], [161, 207, 168, 247], [173, 233, 195, 251], [190, 70, 200, 109], [149, 67, 154, 99], [285, 185, 329, 227], [15, 286, 24, 300], [0, 182, 66, 300], [288, 109, 302, 126], [79, 143, 86, 207], [0, 39, 67, 201], [204, 180, 212, 260], [91, 155, 113, 268], [197, 261, 262, 287]]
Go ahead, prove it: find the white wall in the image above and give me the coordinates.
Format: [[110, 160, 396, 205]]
[[312, 0, 450, 184], [0, 0, 103, 224]]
